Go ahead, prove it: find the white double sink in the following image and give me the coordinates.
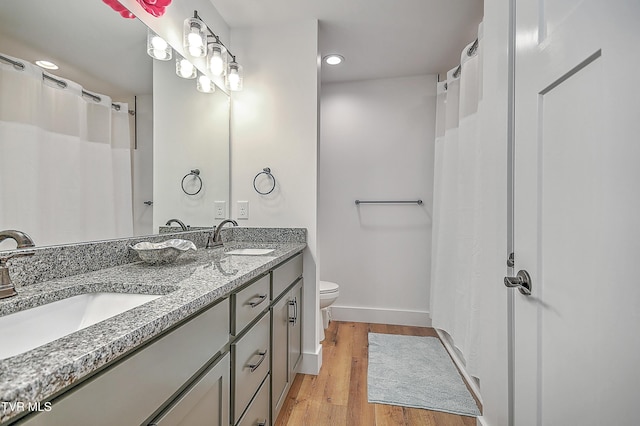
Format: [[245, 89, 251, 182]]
[[0, 292, 160, 360]]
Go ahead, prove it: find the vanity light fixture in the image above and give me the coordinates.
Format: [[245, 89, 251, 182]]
[[193, 9, 243, 91], [324, 54, 344, 65], [146, 29, 172, 61], [196, 72, 215, 93], [176, 55, 197, 79], [183, 16, 208, 58], [35, 60, 59, 70], [225, 60, 243, 92]]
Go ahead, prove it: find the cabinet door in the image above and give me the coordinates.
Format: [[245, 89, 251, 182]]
[[288, 280, 302, 375], [271, 295, 289, 419], [150, 353, 230, 426]]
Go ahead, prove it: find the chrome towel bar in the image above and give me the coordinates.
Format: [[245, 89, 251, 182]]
[[355, 200, 423, 205]]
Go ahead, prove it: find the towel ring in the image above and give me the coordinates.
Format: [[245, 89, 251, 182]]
[[181, 169, 203, 196], [253, 167, 276, 195]]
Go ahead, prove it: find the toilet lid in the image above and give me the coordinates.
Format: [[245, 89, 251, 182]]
[[320, 280, 339, 294]]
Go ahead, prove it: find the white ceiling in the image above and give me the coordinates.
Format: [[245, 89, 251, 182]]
[[210, 0, 484, 82]]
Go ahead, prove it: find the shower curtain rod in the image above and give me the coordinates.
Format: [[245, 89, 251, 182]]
[[0, 54, 135, 116], [438, 38, 479, 82]]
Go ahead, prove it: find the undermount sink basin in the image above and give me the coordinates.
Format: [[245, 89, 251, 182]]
[[0, 292, 161, 360], [225, 248, 275, 256]]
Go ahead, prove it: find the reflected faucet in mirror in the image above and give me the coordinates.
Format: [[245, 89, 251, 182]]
[[206, 219, 238, 249], [165, 219, 189, 231], [0, 230, 36, 299]]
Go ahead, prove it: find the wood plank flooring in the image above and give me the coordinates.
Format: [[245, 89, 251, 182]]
[[275, 321, 479, 426]]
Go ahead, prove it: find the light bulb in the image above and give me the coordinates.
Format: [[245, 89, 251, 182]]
[[187, 33, 203, 56], [209, 52, 224, 76], [228, 70, 239, 86], [151, 36, 168, 50], [179, 60, 194, 78], [197, 74, 215, 93], [152, 49, 169, 60], [324, 54, 344, 65], [176, 57, 196, 79]]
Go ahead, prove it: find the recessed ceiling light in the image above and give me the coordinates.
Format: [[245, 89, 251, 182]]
[[35, 60, 59, 70], [324, 54, 344, 66]]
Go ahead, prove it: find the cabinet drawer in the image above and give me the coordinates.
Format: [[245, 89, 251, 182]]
[[237, 374, 270, 426], [233, 312, 270, 424], [232, 274, 270, 336], [150, 353, 229, 426], [20, 299, 230, 426], [272, 254, 302, 299]]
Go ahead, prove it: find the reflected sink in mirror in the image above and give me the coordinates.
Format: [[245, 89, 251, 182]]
[[225, 248, 275, 256], [0, 292, 162, 360]]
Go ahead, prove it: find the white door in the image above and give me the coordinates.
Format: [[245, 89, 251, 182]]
[[512, 1, 640, 425]]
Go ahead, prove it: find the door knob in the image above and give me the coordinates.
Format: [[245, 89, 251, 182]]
[[504, 270, 532, 295]]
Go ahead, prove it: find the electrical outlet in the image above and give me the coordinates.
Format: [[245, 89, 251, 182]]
[[237, 201, 249, 219], [214, 201, 226, 219]]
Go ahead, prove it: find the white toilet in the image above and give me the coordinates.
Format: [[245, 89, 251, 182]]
[[320, 280, 340, 330]]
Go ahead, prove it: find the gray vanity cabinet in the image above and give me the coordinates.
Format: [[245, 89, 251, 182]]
[[270, 254, 303, 424], [149, 353, 230, 426]]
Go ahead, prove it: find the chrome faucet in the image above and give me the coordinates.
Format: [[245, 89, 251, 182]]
[[0, 230, 36, 299], [165, 218, 189, 231], [206, 219, 238, 249]]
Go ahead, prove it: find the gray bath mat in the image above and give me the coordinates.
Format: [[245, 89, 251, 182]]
[[367, 333, 480, 417]]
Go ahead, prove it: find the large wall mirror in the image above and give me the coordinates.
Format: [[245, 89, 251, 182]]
[[0, 0, 230, 250]]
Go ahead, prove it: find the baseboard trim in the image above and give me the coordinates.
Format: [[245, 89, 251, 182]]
[[330, 306, 432, 327], [298, 343, 322, 375], [435, 328, 483, 406]]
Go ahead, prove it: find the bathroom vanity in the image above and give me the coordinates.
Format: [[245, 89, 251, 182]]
[[0, 231, 305, 426]]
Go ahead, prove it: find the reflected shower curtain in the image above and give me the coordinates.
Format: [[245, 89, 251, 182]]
[[431, 26, 483, 376], [0, 53, 133, 247]]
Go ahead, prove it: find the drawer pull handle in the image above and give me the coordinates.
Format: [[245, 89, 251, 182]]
[[288, 297, 298, 325], [248, 350, 268, 372], [248, 294, 268, 308], [257, 420, 267, 426]]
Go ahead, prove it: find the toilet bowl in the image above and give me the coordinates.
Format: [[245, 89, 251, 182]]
[[320, 280, 340, 330]]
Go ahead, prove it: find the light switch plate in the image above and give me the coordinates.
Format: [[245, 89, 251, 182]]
[[237, 201, 249, 219], [214, 201, 226, 219]]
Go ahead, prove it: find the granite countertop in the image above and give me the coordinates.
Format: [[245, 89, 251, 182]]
[[0, 241, 305, 424]]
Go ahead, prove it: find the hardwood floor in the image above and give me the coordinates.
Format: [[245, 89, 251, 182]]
[[275, 321, 479, 426]]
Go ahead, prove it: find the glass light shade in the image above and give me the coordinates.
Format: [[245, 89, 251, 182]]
[[225, 61, 243, 91], [176, 56, 196, 79], [183, 17, 207, 57], [196, 73, 215, 93], [147, 29, 172, 61], [207, 42, 228, 77]]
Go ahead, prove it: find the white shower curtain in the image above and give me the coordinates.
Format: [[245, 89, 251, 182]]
[[0, 53, 133, 248], [431, 25, 484, 375]]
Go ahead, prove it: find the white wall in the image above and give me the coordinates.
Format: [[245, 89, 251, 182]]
[[319, 76, 436, 326], [152, 59, 230, 231], [229, 20, 321, 374]]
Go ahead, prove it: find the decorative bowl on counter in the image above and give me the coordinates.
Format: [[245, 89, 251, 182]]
[[130, 239, 197, 264]]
